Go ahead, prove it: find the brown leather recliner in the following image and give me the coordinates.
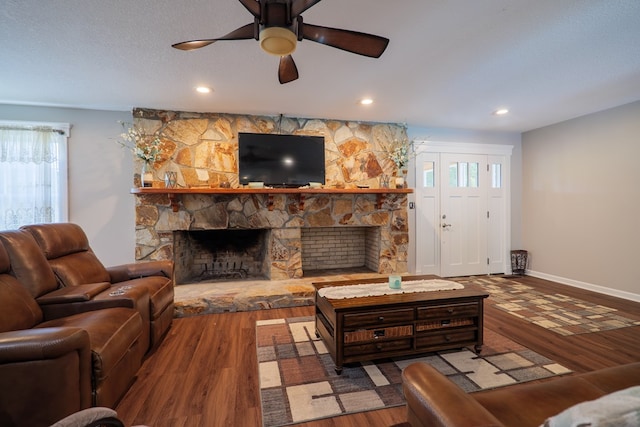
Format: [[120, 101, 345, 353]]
[[0, 228, 150, 357], [21, 223, 175, 351], [0, 237, 144, 427]]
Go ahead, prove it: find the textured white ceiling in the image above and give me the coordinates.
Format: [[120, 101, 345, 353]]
[[2, 0, 640, 132]]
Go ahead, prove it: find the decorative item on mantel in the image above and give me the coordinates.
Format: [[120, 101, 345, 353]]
[[164, 171, 178, 188], [114, 121, 161, 188], [387, 134, 415, 189]]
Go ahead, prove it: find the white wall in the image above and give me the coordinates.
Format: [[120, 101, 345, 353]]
[[0, 104, 134, 266], [522, 101, 640, 300]]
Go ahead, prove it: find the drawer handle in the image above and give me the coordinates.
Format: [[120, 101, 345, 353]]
[[376, 344, 383, 351], [447, 308, 454, 314], [378, 316, 385, 322], [444, 335, 451, 342]]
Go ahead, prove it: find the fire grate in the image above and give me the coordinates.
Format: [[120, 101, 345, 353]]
[[199, 260, 249, 281]]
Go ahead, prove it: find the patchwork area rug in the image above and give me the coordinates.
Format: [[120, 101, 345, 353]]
[[455, 276, 640, 336], [257, 316, 571, 427]]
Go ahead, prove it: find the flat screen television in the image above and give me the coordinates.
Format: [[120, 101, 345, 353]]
[[238, 132, 325, 187]]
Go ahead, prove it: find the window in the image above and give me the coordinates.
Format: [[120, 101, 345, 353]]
[[448, 162, 479, 187], [0, 121, 69, 230], [422, 161, 435, 187], [491, 163, 502, 188]]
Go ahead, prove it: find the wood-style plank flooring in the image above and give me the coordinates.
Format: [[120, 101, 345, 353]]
[[115, 275, 640, 427]]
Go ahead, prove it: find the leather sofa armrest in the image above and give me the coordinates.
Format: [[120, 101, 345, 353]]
[[402, 363, 504, 427], [0, 327, 93, 425], [36, 282, 112, 305], [40, 298, 136, 320], [0, 327, 90, 362], [107, 260, 174, 283]]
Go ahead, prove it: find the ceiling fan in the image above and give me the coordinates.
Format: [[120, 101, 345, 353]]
[[172, 0, 389, 84]]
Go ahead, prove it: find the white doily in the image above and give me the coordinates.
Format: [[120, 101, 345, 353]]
[[317, 279, 464, 299]]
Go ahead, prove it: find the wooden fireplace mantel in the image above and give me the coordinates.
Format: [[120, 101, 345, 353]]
[[131, 187, 413, 212]]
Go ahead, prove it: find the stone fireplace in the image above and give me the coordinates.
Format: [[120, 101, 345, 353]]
[[131, 109, 410, 282], [135, 191, 408, 282]]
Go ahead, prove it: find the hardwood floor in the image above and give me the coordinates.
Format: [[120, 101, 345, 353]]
[[115, 275, 640, 427]]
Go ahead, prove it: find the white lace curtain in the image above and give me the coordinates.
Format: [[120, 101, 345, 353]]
[[0, 124, 68, 230]]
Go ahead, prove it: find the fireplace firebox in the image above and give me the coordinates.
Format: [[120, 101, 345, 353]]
[[174, 229, 268, 284]]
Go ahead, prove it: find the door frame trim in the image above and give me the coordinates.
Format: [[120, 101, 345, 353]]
[[414, 141, 513, 156]]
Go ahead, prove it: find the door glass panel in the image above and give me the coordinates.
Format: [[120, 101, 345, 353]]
[[423, 161, 434, 187], [491, 163, 502, 188], [448, 162, 478, 187], [448, 163, 458, 187], [469, 162, 478, 187]]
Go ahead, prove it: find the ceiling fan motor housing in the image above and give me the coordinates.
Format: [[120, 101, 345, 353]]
[[260, 27, 297, 56], [259, 0, 298, 56]]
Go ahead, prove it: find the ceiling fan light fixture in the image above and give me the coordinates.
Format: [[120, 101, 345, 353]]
[[259, 27, 297, 56]]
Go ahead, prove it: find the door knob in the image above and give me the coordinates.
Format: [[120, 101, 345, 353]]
[[442, 223, 451, 229]]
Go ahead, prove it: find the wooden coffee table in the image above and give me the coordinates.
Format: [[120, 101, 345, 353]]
[[313, 275, 489, 374]]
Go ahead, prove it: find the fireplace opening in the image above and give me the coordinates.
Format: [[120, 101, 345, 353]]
[[174, 229, 268, 284], [301, 227, 380, 277]]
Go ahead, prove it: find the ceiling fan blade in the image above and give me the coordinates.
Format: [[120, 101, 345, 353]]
[[238, 0, 260, 17], [278, 55, 299, 84], [172, 23, 256, 51], [291, 0, 322, 17], [302, 23, 389, 58]]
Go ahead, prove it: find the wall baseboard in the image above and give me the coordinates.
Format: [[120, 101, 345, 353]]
[[526, 270, 640, 303]]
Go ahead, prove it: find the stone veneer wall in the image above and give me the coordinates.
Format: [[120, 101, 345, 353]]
[[132, 108, 409, 280]]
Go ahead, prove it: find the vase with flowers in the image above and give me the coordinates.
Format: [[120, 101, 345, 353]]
[[115, 121, 162, 187], [387, 137, 414, 188]]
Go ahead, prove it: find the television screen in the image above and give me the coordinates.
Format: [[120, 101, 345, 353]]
[[238, 133, 325, 187]]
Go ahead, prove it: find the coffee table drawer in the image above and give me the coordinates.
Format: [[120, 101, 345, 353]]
[[417, 303, 479, 320], [416, 330, 477, 348], [344, 338, 413, 357], [344, 325, 413, 344], [344, 308, 414, 328]]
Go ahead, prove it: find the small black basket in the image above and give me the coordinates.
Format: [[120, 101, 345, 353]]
[[510, 250, 528, 275]]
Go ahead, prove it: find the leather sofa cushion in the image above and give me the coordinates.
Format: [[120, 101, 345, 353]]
[[23, 223, 111, 286], [0, 274, 43, 332], [0, 230, 59, 298], [22, 223, 90, 259], [48, 252, 111, 286], [37, 307, 143, 382]]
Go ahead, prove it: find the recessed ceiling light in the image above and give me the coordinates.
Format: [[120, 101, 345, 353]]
[[196, 86, 212, 94], [493, 108, 509, 116], [360, 98, 374, 105]]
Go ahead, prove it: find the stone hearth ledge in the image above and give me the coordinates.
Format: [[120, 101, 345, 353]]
[[173, 272, 385, 317]]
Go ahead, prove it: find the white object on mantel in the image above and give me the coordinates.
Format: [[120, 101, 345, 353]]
[[317, 279, 464, 299]]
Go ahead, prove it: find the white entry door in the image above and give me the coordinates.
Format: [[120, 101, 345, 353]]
[[413, 142, 511, 278], [440, 154, 488, 277]]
